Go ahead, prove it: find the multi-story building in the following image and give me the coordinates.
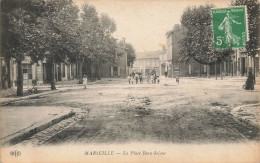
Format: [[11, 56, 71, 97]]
[[164, 25, 260, 78], [165, 27, 202, 77], [133, 50, 164, 76], [159, 49, 167, 76], [100, 46, 129, 78], [231, 49, 259, 77], [1, 45, 130, 89]]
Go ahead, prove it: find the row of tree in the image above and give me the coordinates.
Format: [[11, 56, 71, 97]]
[[1, 0, 136, 96], [178, 0, 259, 78]]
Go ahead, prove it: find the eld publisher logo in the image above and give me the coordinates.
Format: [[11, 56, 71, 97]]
[[10, 150, 21, 157]]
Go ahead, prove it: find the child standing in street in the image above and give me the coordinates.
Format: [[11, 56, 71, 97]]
[[128, 75, 131, 84], [83, 75, 88, 89], [157, 76, 160, 84], [176, 74, 179, 84], [131, 75, 135, 84]]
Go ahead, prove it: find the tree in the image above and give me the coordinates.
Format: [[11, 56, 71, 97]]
[[1, 0, 77, 94], [125, 43, 136, 67], [76, 4, 101, 83], [179, 4, 234, 78], [1, 0, 46, 95], [232, 0, 259, 81], [36, 0, 79, 89], [92, 14, 117, 79], [77, 6, 117, 81]]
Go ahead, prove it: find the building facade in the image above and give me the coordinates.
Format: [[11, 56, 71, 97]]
[[1, 56, 77, 88], [165, 27, 202, 77], [164, 25, 260, 78], [133, 50, 165, 76], [100, 46, 129, 78]]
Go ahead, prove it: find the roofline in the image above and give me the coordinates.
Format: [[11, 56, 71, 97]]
[[166, 28, 183, 37], [116, 45, 128, 50], [136, 57, 159, 59]]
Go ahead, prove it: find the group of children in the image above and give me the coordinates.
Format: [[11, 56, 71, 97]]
[[128, 72, 143, 84], [128, 73, 180, 85], [127, 72, 160, 84], [82, 73, 179, 88]]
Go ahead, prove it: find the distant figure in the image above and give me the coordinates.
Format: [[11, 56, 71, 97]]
[[176, 74, 179, 84], [153, 74, 157, 84], [83, 75, 88, 89], [147, 74, 150, 84], [244, 68, 254, 91], [132, 71, 135, 77], [157, 76, 160, 84], [139, 73, 143, 84], [128, 75, 131, 84], [164, 71, 168, 78], [131, 74, 135, 84], [135, 73, 139, 84]]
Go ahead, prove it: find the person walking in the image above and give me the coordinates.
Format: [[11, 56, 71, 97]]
[[244, 68, 254, 91], [128, 75, 131, 84], [83, 75, 88, 89]]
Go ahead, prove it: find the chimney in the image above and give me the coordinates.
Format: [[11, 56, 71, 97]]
[[122, 37, 125, 43], [162, 44, 166, 51]]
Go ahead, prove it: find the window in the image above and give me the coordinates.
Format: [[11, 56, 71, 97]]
[[22, 64, 32, 79]]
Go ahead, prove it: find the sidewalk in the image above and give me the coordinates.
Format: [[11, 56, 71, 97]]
[[0, 79, 106, 145], [0, 80, 101, 146], [0, 79, 103, 106], [0, 106, 76, 146]]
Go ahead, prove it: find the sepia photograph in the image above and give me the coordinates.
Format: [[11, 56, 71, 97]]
[[0, 0, 259, 162]]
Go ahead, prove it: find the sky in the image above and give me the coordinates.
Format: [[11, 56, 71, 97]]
[[74, 0, 232, 53]]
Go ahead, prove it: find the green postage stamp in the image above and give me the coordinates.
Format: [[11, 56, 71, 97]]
[[211, 6, 248, 50]]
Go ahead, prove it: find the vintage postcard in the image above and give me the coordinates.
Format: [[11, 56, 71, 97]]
[[0, 0, 259, 162]]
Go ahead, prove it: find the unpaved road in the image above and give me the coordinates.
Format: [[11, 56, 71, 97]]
[[10, 77, 260, 145]]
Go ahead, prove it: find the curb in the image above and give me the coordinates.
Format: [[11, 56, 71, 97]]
[[1, 80, 104, 106], [1, 87, 81, 106], [1, 111, 75, 146]]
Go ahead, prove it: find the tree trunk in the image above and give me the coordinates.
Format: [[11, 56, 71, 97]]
[[207, 64, 210, 78], [17, 59, 23, 96], [215, 62, 217, 80], [78, 58, 84, 84], [231, 62, 233, 77], [220, 62, 223, 80], [85, 59, 92, 80], [253, 56, 256, 84], [49, 58, 56, 90], [6, 59, 11, 88], [98, 65, 101, 80], [0, 55, 2, 89], [198, 63, 201, 77]]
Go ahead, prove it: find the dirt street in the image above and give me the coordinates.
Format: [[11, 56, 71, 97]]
[[10, 77, 260, 145]]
